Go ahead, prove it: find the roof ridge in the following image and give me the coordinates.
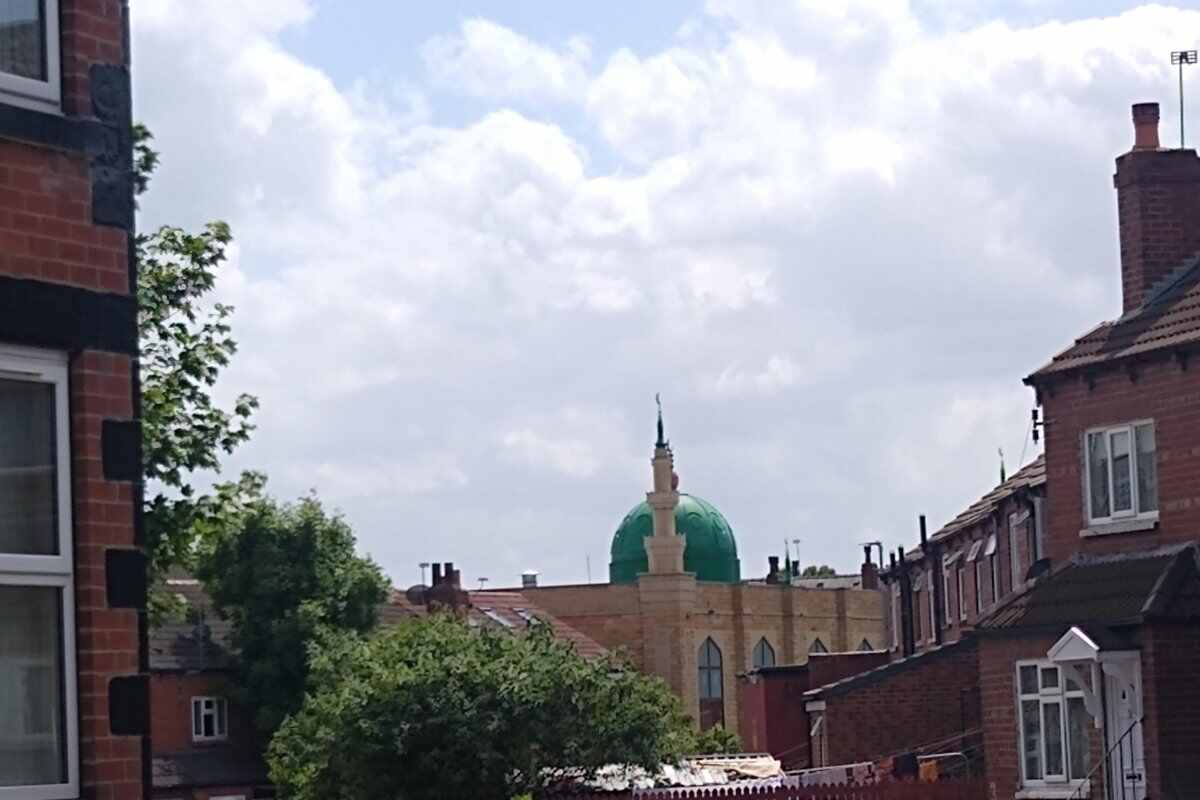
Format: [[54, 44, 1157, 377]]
[[1136, 253, 1200, 313]]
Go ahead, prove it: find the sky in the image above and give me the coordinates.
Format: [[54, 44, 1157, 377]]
[[131, 0, 1200, 589]]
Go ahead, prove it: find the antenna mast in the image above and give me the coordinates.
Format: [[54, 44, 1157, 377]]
[[1172, 50, 1197, 148]]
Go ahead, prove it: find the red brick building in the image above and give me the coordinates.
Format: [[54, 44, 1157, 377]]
[[974, 102, 1200, 800], [149, 579, 267, 800], [737, 650, 888, 769], [146, 567, 609, 799], [0, 2, 145, 799], [786, 103, 1200, 800]]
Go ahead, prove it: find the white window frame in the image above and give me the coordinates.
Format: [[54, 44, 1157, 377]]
[[941, 555, 954, 628], [975, 558, 985, 614], [1009, 511, 1028, 590], [1015, 660, 1090, 791], [1084, 421, 1158, 527], [0, 346, 78, 800], [927, 573, 936, 642], [957, 564, 966, 622], [0, 0, 61, 113], [190, 696, 229, 742]]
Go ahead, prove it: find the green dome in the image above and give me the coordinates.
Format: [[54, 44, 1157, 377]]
[[609, 493, 741, 584]]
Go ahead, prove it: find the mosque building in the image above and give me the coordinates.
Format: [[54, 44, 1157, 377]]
[[509, 408, 886, 738]]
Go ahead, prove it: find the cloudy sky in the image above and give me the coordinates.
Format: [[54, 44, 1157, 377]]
[[131, 0, 1200, 589]]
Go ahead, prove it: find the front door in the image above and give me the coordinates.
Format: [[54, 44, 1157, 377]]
[[1104, 663, 1145, 800]]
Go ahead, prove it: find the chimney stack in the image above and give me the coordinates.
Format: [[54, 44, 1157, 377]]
[[431, 563, 443, 586], [1132, 102, 1160, 151], [1115, 102, 1200, 313], [767, 555, 780, 584], [861, 545, 879, 591]]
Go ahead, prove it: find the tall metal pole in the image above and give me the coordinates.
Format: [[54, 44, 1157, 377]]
[[1172, 51, 1198, 149]]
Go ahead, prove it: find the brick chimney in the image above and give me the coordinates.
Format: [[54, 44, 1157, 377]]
[[1114, 102, 1200, 313], [860, 545, 879, 591]]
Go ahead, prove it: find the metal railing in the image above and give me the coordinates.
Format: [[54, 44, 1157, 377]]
[[1070, 717, 1143, 800]]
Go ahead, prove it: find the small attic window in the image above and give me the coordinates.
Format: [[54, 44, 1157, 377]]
[[478, 608, 515, 628]]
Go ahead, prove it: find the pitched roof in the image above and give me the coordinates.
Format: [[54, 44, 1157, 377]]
[[803, 638, 976, 700], [149, 578, 235, 672], [153, 749, 268, 789], [1028, 256, 1200, 381], [929, 456, 1045, 545], [152, 580, 609, 672], [466, 590, 610, 660], [978, 542, 1200, 633]]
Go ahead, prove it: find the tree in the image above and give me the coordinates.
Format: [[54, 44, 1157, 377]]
[[268, 614, 697, 800], [196, 495, 390, 736], [135, 124, 260, 618], [801, 564, 838, 578], [691, 724, 742, 755]]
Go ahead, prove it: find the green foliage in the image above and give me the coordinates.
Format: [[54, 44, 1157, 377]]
[[801, 564, 838, 578], [196, 495, 390, 736], [687, 724, 742, 756], [268, 614, 696, 800], [135, 125, 260, 614]]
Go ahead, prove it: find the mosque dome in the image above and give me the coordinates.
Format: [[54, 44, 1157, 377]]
[[609, 493, 741, 584]]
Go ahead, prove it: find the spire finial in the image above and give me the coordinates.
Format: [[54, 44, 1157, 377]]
[[655, 393, 666, 448]]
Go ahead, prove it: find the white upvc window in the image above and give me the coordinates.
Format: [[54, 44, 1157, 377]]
[[1016, 661, 1092, 789], [0, 346, 78, 800], [941, 552, 959, 628], [927, 573, 936, 642], [0, 0, 61, 112], [956, 564, 966, 621], [983, 532, 998, 606], [191, 697, 228, 742], [1085, 421, 1158, 526], [1009, 510, 1028, 590]]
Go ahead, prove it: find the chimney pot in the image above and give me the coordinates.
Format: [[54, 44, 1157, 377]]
[[919, 515, 928, 547], [767, 555, 780, 584], [1132, 102, 1160, 151]]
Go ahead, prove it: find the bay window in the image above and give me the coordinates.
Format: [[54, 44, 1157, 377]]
[[0, 0, 60, 112], [0, 346, 77, 799], [1086, 422, 1157, 526], [1016, 661, 1091, 789]]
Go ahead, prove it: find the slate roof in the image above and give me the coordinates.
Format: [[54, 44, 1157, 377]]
[[153, 750, 268, 789], [930, 457, 1045, 545], [1028, 256, 1200, 380], [978, 542, 1200, 633], [149, 578, 235, 672]]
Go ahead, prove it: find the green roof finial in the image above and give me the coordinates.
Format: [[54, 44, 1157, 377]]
[[655, 393, 666, 448]]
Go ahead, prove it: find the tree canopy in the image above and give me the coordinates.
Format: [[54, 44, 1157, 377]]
[[268, 614, 697, 800], [196, 495, 390, 735], [135, 125, 261, 618], [801, 564, 838, 578]]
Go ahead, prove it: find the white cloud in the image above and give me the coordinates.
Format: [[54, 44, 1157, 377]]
[[422, 18, 590, 102], [133, 2, 1200, 586]]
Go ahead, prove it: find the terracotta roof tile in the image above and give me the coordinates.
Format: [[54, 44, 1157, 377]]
[[1028, 257, 1200, 380]]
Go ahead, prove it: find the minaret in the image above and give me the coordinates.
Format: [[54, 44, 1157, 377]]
[[645, 395, 685, 574]]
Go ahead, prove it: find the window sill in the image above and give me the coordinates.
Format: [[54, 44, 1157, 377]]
[[1016, 782, 1089, 799], [1080, 514, 1158, 538]]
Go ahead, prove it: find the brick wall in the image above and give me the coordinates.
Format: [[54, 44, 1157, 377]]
[[526, 580, 885, 742], [0, 2, 142, 797], [1039, 359, 1200, 563], [1141, 622, 1200, 800], [149, 673, 257, 756], [819, 639, 980, 767], [1113, 142, 1200, 314]]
